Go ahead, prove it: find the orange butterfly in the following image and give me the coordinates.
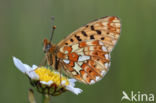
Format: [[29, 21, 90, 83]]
[[43, 16, 121, 84]]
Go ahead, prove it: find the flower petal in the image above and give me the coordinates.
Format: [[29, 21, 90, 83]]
[[32, 65, 38, 70], [68, 79, 77, 87], [40, 81, 53, 86], [66, 85, 83, 95], [28, 71, 39, 80], [61, 80, 66, 85], [23, 64, 39, 80], [23, 64, 33, 73], [13, 57, 27, 73]]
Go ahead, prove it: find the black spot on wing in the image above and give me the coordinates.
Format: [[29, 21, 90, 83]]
[[75, 35, 82, 41], [81, 31, 88, 37], [91, 25, 95, 30], [90, 35, 95, 39], [70, 39, 74, 42], [85, 25, 89, 27], [107, 32, 109, 34], [101, 37, 105, 40], [96, 30, 101, 34]]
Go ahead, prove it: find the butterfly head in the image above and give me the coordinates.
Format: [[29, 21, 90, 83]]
[[43, 38, 56, 53], [43, 38, 56, 66]]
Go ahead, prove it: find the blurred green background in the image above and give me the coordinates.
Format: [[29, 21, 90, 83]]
[[0, 0, 156, 103]]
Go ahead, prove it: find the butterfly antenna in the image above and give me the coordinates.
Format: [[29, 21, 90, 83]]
[[50, 16, 56, 43]]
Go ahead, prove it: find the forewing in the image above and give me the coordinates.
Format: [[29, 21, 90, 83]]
[[57, 16, 121, 52]]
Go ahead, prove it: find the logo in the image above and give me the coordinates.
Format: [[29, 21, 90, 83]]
[[121, 91, 154, 102]]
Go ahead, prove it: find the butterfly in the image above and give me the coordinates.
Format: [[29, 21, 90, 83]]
[[43, 16, 121, 85]]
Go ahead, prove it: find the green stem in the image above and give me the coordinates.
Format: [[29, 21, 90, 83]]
[[28, 89, 36, 103], [42, 94, 50, 103]]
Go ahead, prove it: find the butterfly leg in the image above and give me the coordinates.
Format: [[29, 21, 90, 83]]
[[40, 56, 47, 66], [58, 64, 62, 86], [60, 69, 63, 86]]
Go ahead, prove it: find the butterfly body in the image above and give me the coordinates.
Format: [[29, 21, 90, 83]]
[[43, 16, 121, 85]]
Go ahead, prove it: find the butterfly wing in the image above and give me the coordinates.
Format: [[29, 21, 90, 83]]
[[56, 16, 121, 84]]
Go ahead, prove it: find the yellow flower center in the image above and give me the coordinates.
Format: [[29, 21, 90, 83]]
[[34, 67, 69, 86]]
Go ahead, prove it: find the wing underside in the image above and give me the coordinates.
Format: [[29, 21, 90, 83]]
[[56, 16, 121, 84]]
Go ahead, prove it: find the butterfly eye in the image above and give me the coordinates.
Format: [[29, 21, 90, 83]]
[[44, 44, 51, 53]]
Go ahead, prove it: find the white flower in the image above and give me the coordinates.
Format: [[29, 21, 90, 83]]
[[12, 57, 83, 95]]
